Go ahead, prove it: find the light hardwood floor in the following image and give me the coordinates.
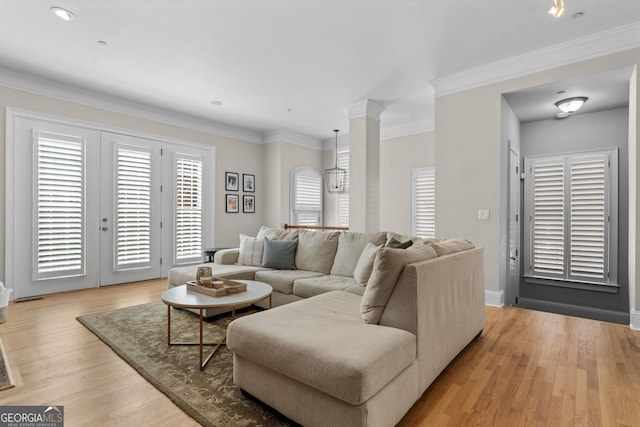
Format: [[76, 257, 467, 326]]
[[0, 280, 639, 426]]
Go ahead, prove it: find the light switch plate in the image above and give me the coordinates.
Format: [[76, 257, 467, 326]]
[[478, 209, 490, 220]]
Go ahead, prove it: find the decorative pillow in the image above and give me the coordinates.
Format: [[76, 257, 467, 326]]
[[237, 234, 264, 266], [431, 238, 475, 256], [330, 232, 386, 277], [360, 244, 438, 324], [386, 238, 413, 249], [261, 238, 298, 270], [256, 225, 298, 240], [295, 230, 340, 274], [353, 242, 382, 286]]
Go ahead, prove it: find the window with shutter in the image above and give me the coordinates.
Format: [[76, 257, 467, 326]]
[[175, 155, 203, 261], [34, 131, 85, 280], [116, 147, 152, 268], [524, 149, 617, 287], [412, 167, 436, 238], [336, 149, 349, 227], [290, 167, 322, 226]]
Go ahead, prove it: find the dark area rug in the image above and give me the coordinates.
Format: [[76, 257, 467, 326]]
[[77, 302, 293, 427]]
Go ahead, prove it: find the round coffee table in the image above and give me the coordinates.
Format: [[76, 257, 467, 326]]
[[161, 280, 272, 369]]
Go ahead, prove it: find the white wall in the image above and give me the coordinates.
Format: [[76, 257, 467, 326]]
[[435, 48, 640, 303], [262, 140, 324, 228], [379, 131, 435, 234]]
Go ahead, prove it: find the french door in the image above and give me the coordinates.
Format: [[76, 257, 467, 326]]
[[8, 114, 212, 299], [100, 132, 162, 285]]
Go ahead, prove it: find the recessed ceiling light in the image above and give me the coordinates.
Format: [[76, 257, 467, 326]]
[[572, 12, 585, 19], [287, 108, 293, 112], [210, 100, 223, 106], [98, 40, 107, 47], [50, 7, 76, 22]]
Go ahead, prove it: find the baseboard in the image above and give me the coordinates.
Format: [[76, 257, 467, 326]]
[[518, 298, 629, 325], [485, 290, 504, 307], [631, 310, 640, 331]]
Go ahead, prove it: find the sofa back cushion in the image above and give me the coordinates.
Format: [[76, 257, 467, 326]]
[[256, 225, 298, 240], [431, 238, 475, 256], [330, 231, 386, 277], [238, 234, 264, 266], [360, 244, 437, 324], [295, 230, 340, 274]]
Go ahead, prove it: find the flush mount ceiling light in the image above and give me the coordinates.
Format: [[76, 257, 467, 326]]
[[50, 6, 76, 21], [555, 96, 588, 113], [325, 130, 347, 194], [548, 0, 565, 18]]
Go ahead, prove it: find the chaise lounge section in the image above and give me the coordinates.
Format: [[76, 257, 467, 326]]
[[167, 226, 485, 426]]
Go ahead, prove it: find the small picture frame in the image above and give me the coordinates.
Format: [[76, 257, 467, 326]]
[[243, 195, 255, 213], [226, 194, 239, 213], [225, 172, 239, 191], [243, 174, 255, 192]]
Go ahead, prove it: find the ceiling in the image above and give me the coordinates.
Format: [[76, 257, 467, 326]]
[[0, 1, 639, 142]]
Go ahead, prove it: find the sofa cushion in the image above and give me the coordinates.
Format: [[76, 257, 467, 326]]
[[295, 230, 340, 274], [431, 238, 475, 256], [254, 269, 324, 295], [256, 225, 299, 240], [330, 231, 386, 277], [261, 238, 298, 270], [360, 244, 438, 324], [293, 275, 358, 298], [353, 242, 382, 286], [238, 234, 264, 266], [227, 291, 417, 405]]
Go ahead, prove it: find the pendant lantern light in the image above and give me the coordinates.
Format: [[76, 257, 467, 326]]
[[325, 129, 346, 194]]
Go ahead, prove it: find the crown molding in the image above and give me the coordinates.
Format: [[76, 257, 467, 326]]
[[0, 65, 263, 144], [348, 98, 385, 121], [263, 129, 323, 149], [380, 118, 435, 141], [432, 22, 640, 97]]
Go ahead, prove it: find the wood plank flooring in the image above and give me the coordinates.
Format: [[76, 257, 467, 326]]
[[0, 280, 638, 426]]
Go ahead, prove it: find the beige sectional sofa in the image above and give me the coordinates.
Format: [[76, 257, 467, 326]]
[[167, 226, 485, 426]]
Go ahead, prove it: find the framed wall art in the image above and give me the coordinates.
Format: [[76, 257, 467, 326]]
[[225, 172, 239, 191], [243, 173, 255, 192], [243, 195, 255, 213], [226, 194, 239, 213]]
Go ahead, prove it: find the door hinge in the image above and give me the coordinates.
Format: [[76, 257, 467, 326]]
[[160, 221, 163, 229], [160, 258, 163, 265], [515, 214, 519, 222], [160, 184, 163, 192], [161, 148, 164, 156]]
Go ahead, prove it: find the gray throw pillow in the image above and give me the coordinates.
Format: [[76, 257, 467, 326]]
[[261, 237, 298, 270]]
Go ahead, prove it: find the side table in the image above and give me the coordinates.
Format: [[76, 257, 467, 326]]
[[203, 247, 228, 263]]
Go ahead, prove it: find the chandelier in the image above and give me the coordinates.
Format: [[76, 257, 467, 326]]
[[325, 130, 346, 194]]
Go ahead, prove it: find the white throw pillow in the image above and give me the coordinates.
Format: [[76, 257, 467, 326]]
[[353, 242, 382, 286], [237, 234, 264, 266]]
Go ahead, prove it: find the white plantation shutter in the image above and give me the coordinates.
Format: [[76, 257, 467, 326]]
[[525, 150, 615, 286], [34, 131, 85, 279], [175, 155, 203, 261], [291, 167, 322, 226], [116, 147, 152, 267], [531, 160, 565, 278], [569, 156, 607, 280], [412, 167, 435, 238], [337, 149, 349, 228]]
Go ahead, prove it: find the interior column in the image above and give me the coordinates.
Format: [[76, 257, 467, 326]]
[[348, 99, 384, 232]]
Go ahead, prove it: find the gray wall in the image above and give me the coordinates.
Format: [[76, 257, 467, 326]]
[[519, 107, 629, 319]]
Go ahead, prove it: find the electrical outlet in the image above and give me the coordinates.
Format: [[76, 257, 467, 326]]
[[478, 209, 490, 220]]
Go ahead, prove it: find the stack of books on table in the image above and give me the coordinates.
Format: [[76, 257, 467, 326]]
[[186, 279, 247, 297]]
